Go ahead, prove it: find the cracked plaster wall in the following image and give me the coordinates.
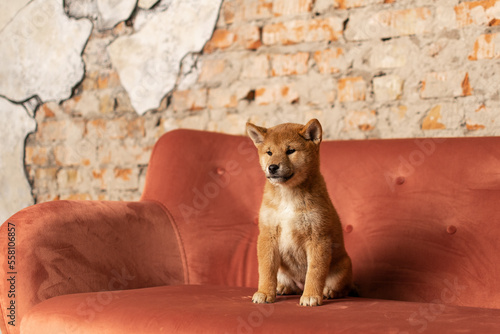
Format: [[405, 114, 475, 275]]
[[0, 0, 222, 223], [2, 0, 500, 220]]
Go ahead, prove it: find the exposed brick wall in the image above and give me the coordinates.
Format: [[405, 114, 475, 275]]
[[25, 0, 500, 203]]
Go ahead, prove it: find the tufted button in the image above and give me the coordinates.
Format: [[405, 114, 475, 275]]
[[446, 225, 457, 235], [396, 176, 405, 185], [216, 167, 225, 175], [344, 225, 353, 233]]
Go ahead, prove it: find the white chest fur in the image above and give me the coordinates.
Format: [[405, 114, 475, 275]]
[[260, 188, 317, 251], [260, 189, 301, 227], [277, 195, 300, 251]]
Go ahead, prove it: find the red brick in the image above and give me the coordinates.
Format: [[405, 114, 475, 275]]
[[86, 117, 144, 140], [255, 84, 299, 105], [455, 0, 500, 27], [243, 0, 273, 21], [420, 71, 472, 99], [465, 104, 499, 131], [466, 122, 486, 131], [115, 168, 132, 181], [373, 75, 404, 101], [54, 145, 91, 167], [56, 168, 81, 189], [313, 48, 345, 74], [379, 7, 432, 35], [112, 168, 139, 190], [112, 21, 131, 36], [61, 91, 100, 117], [204, 29, 236, 53], [92, 168, 108, 190], [89, 167, 140, 191], [462, 73, 473, 96], [172, 89, 208, 112], [422, 105, 446, 130], [336, 0, 386, 9], [345, 7, 432, 41], [98, 141, 153, 166], [37, 119, 85, 142], [208, 87, 250, 109], [344, 110, 377, 131], [221, 0, 242, 24], [35, 193, 60, 203], [128, 118, 146, 138], [271, 52, 310, 76], [273, 0, 313, 16], [81, 71, 99, 90], [38, 103, 59, 119], [208, 88, 238, 109], [33, 168, 58, 190], [25, 146, 50, 166], [337, 77, 366, 102], [198, 58, 227, 83], [263, 17, 343, 45], [99, 92, 115, 115], [241, 55, 270, 79], [469, 33, 500, 60], [234, 25, 262, 50], [61, 193, 93, 201], [97, 70, 121, 89], [262, 23, 287, 45]]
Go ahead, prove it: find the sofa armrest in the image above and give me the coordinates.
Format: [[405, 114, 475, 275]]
[[0, 200, 184, 334]]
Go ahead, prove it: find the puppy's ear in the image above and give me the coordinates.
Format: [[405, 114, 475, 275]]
[[300, 119, 322, 145], [246, 122, 267, 145]]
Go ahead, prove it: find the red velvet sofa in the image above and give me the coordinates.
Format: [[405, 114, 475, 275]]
[[1, 129, 500, 333]]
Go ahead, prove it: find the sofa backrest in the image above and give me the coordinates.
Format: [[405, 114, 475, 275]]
[[142, 130, 500, 309], [141, 130, 263, 287]]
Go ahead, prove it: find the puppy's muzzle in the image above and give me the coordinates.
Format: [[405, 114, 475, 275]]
[[266, 164, 294, 183], [268, 164, 279, 174]]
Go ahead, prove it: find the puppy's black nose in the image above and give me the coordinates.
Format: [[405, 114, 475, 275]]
[[268, 164, 279, 174]]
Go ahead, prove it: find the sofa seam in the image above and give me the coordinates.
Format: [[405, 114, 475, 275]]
[[142, 199, 190, 284]]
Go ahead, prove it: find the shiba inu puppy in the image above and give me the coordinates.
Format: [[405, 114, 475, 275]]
[[246, 119, 353, 307]]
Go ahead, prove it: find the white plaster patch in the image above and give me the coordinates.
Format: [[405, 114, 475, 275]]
[[177, 53, 200, 91], [0, 0, 31, 31], [65, 0, 137, 31], [107, 0, 222, 115], [138, 0, 161, 10], [373, 75, 404, 102], [0, 0, 92, 103], [96, 0, 137, 30], [134, 0, 173, 31], [0, 97, 36, 223], [64, 0, 98, 20]]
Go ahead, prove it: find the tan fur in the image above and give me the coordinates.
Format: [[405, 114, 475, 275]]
[[246, 119, 353, 307]]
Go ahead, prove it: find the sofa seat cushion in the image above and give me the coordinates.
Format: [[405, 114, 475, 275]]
[[22, 285, 500, 334]]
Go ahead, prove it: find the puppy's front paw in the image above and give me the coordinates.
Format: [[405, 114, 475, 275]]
[[252, 291, 276, 304], [299, 295, 323, 307]]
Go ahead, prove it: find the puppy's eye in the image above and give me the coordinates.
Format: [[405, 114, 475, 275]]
[[266, 151, 272, 156], [286, 149, 296, 155]]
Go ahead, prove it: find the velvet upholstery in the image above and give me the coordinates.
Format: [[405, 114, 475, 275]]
[[141, 130, 263, 287], [0, 200, 184, 334], [21, 285, 500, 334], [1, 129, 500, 333], [321, 137, 500, 309]]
